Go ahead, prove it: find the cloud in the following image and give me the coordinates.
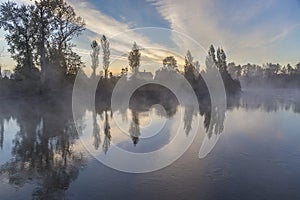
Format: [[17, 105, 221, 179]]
[[7, 0, 300, 71], [150, 0, 300, 65], [66, 0, 189, 73], [8, 0, 184, 73]]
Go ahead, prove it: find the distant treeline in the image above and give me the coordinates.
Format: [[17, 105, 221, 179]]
[[227, 62, 300, 88]]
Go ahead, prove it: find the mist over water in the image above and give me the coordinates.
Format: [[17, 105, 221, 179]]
[[0, 89, 300, 199], [0, 0, 300, 198]]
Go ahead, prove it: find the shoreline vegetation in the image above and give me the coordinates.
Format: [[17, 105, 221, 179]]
[[0, 0, 241, 102], [2, 0, 299, 103]]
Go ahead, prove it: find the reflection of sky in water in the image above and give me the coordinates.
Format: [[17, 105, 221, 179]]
[[80, 106, 201, 155], [0, 119, 19, 166], [1, 90, 300, 199]]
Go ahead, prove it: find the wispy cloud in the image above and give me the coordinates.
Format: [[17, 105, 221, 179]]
[[5, 0, 300, 71], [150, 0, 300, 65], [8, 0, 183, 73]]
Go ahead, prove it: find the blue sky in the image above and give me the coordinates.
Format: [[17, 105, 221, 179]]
[[0, 0, 300, 74]]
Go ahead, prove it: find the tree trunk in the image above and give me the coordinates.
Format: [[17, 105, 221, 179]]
[[40, 43, 46, 85], [105, 69, 108, 79]]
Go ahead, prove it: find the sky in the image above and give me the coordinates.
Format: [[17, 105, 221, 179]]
[[0, 0, 300, 75]]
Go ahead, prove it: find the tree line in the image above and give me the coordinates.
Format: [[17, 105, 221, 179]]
[[0, 0, 241, 96], [227, 61, 300, 88]]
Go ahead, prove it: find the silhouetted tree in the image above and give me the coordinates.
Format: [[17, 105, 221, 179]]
[[90, 40, 100, 78], [295, 63, 300, 74], [208, 44, 216, 63], [287, 64, 294, 75], [208, 45, 241, 94], [0, 2, 37, 80], [216, 48, 227, 73], [194, 61, 200, 75], [121, 67, 128, 76], [228, 62, 242, 79], [0, 0, 85, 84], [162, 56, 178, 71], [101, 35, 110, 79], [280, 65, 287, 75], [184, 50, 196, 82], [128, 42, 141, 74]]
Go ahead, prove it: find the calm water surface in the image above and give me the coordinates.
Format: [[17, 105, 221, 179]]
[[1, 89, 300, 200]]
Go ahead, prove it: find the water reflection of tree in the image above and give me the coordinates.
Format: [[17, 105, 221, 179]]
[[203, 105, 226, 138], [0, 116, 4, 149], [183, 106, 194, 135], [103, 110, 111, 154], [129, 110, 140, 146], [92, 110, 101, 150], [93, 90, 300, 153], [233, 90, 300, 114], [0, 98, 86, 199]]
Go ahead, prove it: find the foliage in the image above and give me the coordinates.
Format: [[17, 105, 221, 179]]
[[101, 35, 110, 79], [0, 0, 85, 83], [227, 61, 300, 88], [163, 56, 178, 71], [90, 40, 100, 78], [128, 42, 141, 73]]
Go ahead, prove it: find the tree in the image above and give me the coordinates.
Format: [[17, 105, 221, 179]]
[[64, 48, 84, 76], [194, 61, 200, 73], [184, 50, 196, 82], [186, 50, 193, 65], [47, 0, 85, 79], [101, 35, 110, 79], [121, 67, 128, 76], [280, 65, 287, 75], [228, 62, 239, 79], [128, 42, 141, 74], [217, 48, 227, 73], [90, 40, 100, 78], [287, 64, 293, 75], [0, 2, 37, 79], [184, 50, 195, 73], [162, 56, 178, 71], [208, 44, 216, 63], [0, 0, 85, 84], [295, 63, 300, 74], [264, 63, 281, 77], [33, 0, 55, 83]]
